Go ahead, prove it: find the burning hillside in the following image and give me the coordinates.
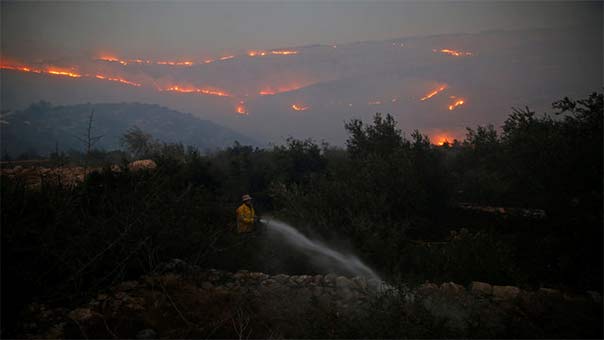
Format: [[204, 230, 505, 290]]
[[1, 27, 600, 145]]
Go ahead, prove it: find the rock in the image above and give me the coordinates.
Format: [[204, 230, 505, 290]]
[[128, 159, 157, 171], [311, 274, 323, 285], [416, 282, 439, 295], [136, 328, 157, 339], [324, 273, 338, 285], [352, 276, 368, 290], [538, 287, 561, 298], [248, 272, 268, 281], [260, 279, 276, 287], [335, 276, 354, 290], [470, 281, 493, 296], [273, 274, 290, 284], [440, 282, 465, 295], [298, 275, 312, 284], [367, 278, 382, 290], [492, 285, 520, 300]]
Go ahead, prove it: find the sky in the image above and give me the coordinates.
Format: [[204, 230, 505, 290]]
[[2, 1, 602, 60]]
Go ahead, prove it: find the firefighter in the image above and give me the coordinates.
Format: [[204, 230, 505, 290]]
[[236, 194, 257, 233]]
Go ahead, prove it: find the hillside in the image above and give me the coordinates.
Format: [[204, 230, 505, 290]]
[[0, 102, 256, 156], [2, 27, 600, 144]]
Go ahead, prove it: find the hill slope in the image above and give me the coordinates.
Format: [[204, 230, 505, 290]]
[[0, 102, 256, 156]]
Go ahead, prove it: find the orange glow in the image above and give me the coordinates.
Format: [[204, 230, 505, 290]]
[[434, 48, 473, 57], [157, 60, 194, 66], [258, 83, 309, 96], [448, 99, 465, 110], [271, 50, 298, 55], [98, 56, 129, 65], [2, 60, 143, 86], [1, 63, 42, 73], [219, 55, 234, 61], [236, 101, 248, 115], [95, 74, 141, 87], [420, 84, 448, 101], [46, 68, 82, 78], [247, 50, 268, 57], [433, 135, 453, 146], [291, 104, 309, 111], [164, 85, 231, 97]]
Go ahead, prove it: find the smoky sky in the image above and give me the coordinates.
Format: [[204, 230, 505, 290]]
[[2, 1, 601, 60]]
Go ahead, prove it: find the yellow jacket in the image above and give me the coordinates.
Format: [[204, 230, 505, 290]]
[[236, 203, 255, 233]]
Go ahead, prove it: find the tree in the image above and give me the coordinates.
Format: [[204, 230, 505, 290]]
[[120, 126, 158, 159]]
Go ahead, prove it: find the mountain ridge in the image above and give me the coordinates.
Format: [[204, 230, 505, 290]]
[[0, 101, 257, 156]]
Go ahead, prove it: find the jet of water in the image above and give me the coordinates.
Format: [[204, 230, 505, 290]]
[[260, 217, 381, 281]]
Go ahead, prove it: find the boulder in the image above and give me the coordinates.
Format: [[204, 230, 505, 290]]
[[440, 282, 465, 295], [470, 281, 493, 296], [492, 285, 521, 300], [335, 276, 354, 290]]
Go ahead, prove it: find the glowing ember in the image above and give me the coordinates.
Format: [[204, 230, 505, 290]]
[[46, 68, 82, 78], [271, 50, 298, 55], [291, 104, 309, 111], [1, 64, 42, 73], [236, 101, 248, 115], [248, 50, 267, 57], [164, 85, 231, 97], [95, 74, 141, 87], [98, 56, 128, 65], [433, 49, 473, 57], [2, 60, 143, 86], [157, 60, 194, 66], [420, 85, 448, 101], [258, 83, 309, 96], [448, 99, 465, 110]]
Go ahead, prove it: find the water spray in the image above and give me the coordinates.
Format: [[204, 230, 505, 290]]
[[258, 217, 382, 282]]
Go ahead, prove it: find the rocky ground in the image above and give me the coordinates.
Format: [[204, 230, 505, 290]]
[[18, 259, 603, 339]]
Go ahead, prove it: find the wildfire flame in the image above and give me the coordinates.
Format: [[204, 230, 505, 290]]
[[420, 85, 448, 101], [157, 60, 193, 66], [2, 61, 142, 86], [258, 83, 312, 96], [448, 99, 465, 110], [434, 49, 473, 57], [291, 104, 309, 111], [236, 101, 248, 115], [219, 55, 234, 61], [164, 85, 231, 97], [95, 74, 141, 87], [248, 50, 267, 57], [46, 68, 82, 78], [271, 50, 298, 55], [433, 135, 453, 146], [98, 56, 128, 65], [368, 100, 381, 105]]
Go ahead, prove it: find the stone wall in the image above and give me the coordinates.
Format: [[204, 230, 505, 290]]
[[20, 260, 602, 338]]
